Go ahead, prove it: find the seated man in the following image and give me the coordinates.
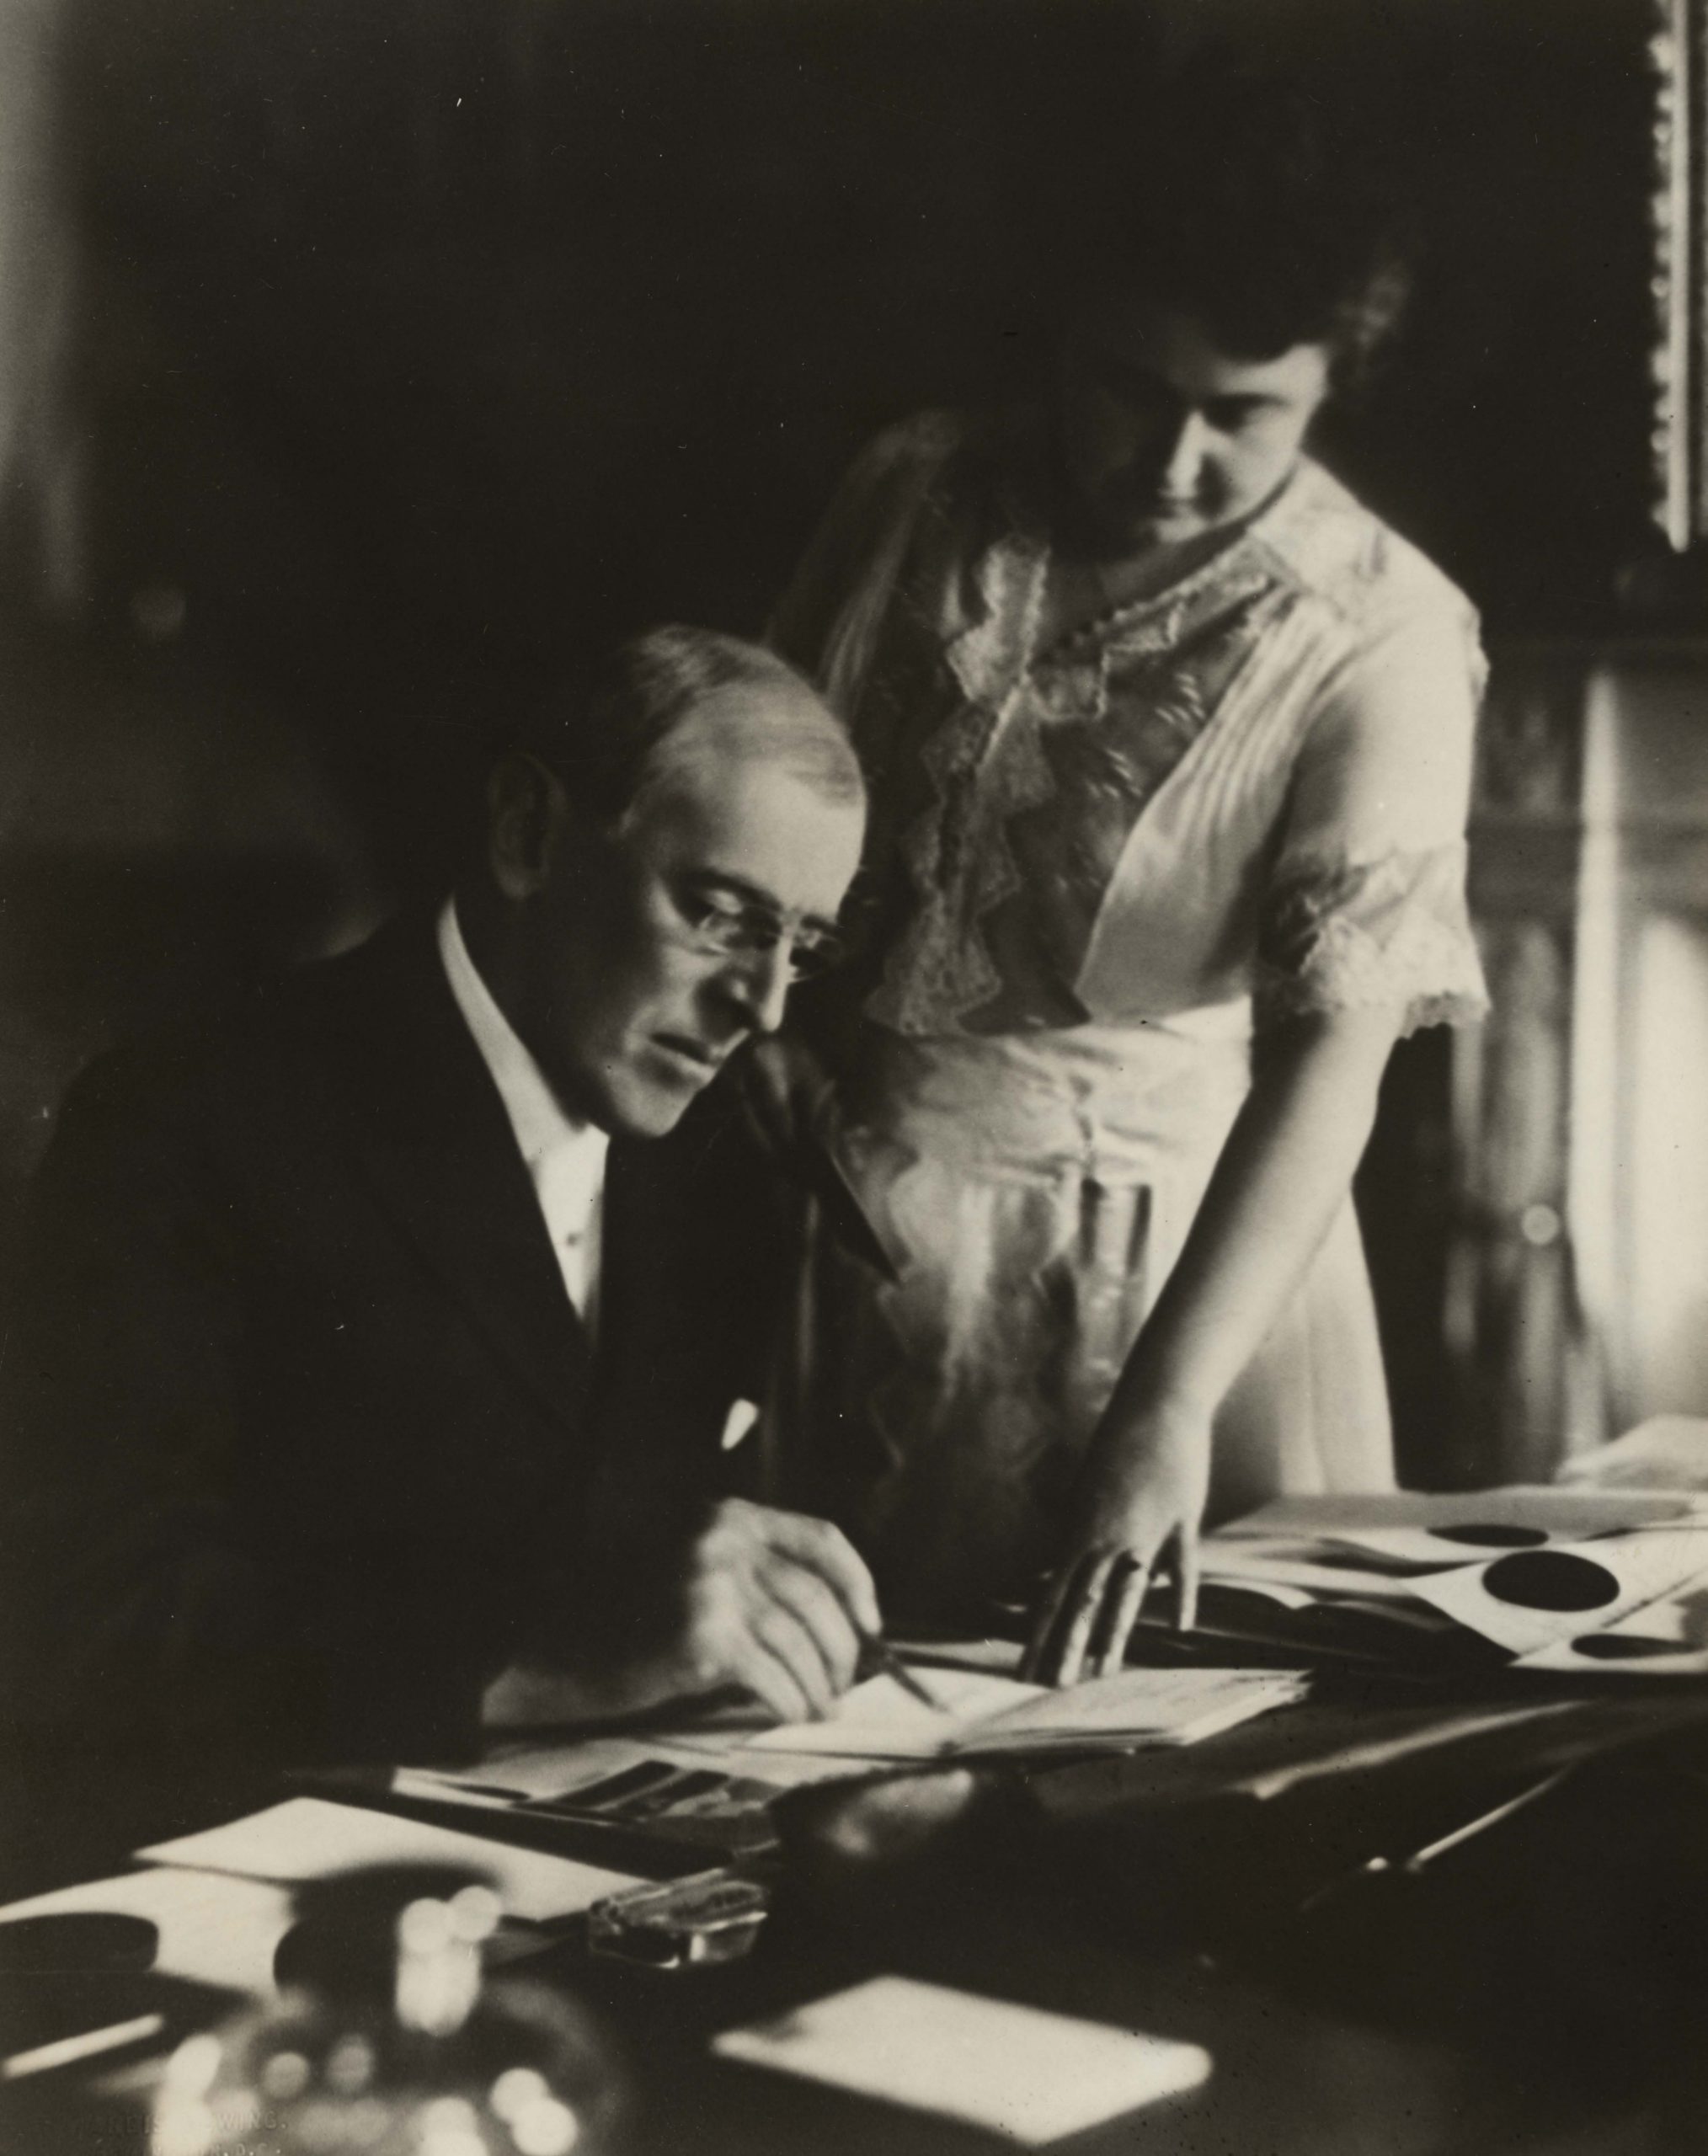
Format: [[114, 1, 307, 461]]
[[0, 626, 878, 1793]]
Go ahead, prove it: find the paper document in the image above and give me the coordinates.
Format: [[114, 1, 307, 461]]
[[393, 1733, 851, 1863], [713, 1975, 1211, 2143], [1517, 1579, 1708, 1673], [417, 1731, 855, 1803], [1406, 1527, 1708, 1657], [1186, 1488, 1708, 1676], [1222, 1489, 1697, 1542], [1198, 1537, 1441, 1598], [138, 1796, 641, 1924], [745, 1666, 1035, 1758], [744, 1665, 1305, 1761], [0, 1868, 294, 1997], [950, 1667, 1310, 1753]]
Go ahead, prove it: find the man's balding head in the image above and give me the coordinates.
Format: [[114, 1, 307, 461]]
[[521, 626, 862, 834], [459, 627, 866, 1139]]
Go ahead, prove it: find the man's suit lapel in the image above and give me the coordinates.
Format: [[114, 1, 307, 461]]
[[334, 919, 594, 1433]]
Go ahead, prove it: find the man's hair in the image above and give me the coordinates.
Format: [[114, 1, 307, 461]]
[[519, 625, 863, 829], [1084, 44, 1412, 392]]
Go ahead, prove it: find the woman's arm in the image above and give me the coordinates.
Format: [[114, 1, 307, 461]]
[[1022, 1001, 1401, 1684]]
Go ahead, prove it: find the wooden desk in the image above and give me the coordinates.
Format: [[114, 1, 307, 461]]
[[531, 1812, 1705, 2152], [6, 1684, 1708, 2156], [568, 1691, 1708, 2154]]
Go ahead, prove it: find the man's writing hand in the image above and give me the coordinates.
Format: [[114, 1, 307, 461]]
[[665, 1497, 880, 1722], [483, 1497, 882, 1731]]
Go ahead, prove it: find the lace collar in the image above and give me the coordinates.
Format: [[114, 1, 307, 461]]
[[941, 430, 1345, 715]]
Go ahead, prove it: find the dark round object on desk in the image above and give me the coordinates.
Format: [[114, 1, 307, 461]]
[[1427, 1524, 1548, 1548], [1570, 1631, 1678, 1660], [274, 1861, 497, 1999], [1481, 1550, 1620, 1612], [0, 1913, 157, 1975]]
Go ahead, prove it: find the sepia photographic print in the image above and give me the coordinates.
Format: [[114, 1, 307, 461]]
[[1, 3, 1707, 2152]]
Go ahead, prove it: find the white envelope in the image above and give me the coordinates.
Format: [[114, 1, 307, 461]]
[[714, 1975, 1211, 2143]]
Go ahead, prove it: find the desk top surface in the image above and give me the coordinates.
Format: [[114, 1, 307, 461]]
[[5, 1678, 1708, 2156]]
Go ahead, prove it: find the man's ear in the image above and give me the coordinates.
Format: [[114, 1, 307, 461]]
[[485, 751, 568, 900]]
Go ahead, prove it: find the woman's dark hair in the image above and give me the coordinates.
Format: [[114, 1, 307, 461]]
[[1086, 45, 1413, 392]]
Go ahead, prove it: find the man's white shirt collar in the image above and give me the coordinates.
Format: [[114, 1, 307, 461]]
[[436, 897, 608, 1324]]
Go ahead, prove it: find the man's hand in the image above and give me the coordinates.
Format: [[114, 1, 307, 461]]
[[483, 1497, 882, 1732], [665, 1497, 881, 1721]]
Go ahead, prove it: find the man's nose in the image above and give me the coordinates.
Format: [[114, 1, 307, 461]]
[[721, 942, 793, 1034]]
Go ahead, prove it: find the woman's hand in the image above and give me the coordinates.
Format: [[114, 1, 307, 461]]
[[1021, 1401, 1213, 1687], [1021, 1009, 1400, 1690]]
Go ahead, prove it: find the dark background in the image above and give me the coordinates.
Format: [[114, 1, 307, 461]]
[[46, 0, 1661, 660], [0, 0, 1668, 1475]]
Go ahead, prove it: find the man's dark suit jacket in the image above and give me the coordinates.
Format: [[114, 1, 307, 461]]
[[0, 917, 775, 1778]]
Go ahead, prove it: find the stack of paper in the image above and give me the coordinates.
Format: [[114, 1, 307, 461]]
[[394, 1737, 853, 1860], [741, 1665, 1309, 1763], [137, 1797, 643, 1924], [0, 1798, 647, 2006], [1165, 1489, 1708, 1676]]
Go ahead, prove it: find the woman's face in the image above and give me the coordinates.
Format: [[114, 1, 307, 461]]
[[1055, 292, 1332, 556]]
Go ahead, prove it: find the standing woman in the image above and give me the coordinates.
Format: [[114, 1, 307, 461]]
[[764, 62, 1488, 1684]]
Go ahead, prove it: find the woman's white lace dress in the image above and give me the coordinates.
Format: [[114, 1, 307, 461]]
[[766, 410, 1489, 1618]]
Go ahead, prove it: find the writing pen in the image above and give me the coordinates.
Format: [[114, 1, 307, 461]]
[[858, 1632, 943, 1710], [718, 1401, 938, 1711]]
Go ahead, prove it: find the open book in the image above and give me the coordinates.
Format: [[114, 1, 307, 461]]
[[742, 1664, 1308, 1762]]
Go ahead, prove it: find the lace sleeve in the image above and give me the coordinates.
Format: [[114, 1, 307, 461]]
[[1254, 842, 1488, 1035], [1256, 580, 1487, 1035]]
